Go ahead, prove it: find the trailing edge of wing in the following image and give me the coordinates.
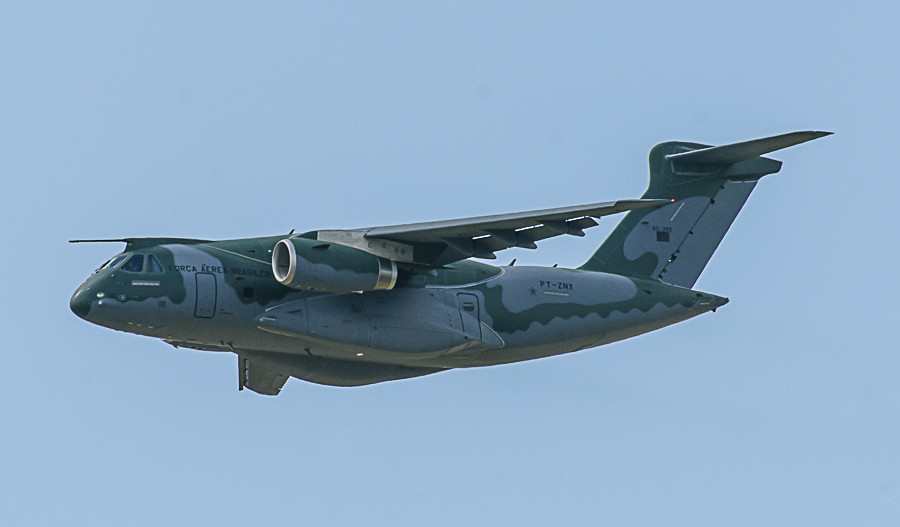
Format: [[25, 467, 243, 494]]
[[366, 199, 669, 241], [664, 131, 832, 165], [354, 198, 669, 266]]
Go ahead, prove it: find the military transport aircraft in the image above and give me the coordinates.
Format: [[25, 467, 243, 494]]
[[70, 131, 829, 395]]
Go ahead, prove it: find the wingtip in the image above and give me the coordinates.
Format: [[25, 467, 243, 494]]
[[780, 130, 833, 142], [790, 130, 833, 145]]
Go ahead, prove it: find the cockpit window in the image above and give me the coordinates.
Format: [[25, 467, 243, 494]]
[[96, 255, 127, 273], [121, 254, 145, 273], [146, 255, 164, 273]]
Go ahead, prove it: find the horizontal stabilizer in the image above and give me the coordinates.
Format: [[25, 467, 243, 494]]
[[664, 131, 832, 165]]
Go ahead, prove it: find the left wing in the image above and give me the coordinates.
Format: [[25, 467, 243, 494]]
[[314, 199, 669, 266]]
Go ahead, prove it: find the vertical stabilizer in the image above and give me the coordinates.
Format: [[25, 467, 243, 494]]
[[580, 131, 830, 287]]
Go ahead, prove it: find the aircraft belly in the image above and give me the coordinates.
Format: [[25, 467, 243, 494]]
[[237, 349, 445, 388], [254, 288, 502, 363]]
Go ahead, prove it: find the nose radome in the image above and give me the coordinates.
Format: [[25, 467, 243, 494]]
[[70, 286, 92, 319]]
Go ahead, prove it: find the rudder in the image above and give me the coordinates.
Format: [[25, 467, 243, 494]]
[[580, 131, 830, 287]]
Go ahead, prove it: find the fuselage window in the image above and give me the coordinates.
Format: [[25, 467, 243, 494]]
[[146, 255, 164, 273], [122, 254, 145, 273]]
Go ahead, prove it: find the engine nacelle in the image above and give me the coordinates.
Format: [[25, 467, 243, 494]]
[[271, 237, 398, 293]]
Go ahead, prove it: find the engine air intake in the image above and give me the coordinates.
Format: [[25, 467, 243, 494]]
[[272, 238, 397, 293]]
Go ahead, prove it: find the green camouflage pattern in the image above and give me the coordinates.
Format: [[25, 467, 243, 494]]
[[70, 132, 828, 394]]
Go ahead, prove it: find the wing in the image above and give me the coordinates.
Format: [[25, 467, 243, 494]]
[[315, 199, 670, 266]]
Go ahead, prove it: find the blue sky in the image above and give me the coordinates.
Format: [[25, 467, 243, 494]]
[[3, 2, 899, 525]]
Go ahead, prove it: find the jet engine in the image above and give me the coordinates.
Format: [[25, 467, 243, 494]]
[[271, 237, 397, 293]]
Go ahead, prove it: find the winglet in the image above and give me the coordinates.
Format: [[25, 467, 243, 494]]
[[664, 131, 832, 165]]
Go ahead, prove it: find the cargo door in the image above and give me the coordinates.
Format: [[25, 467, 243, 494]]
[[194, 272, 217, 318]]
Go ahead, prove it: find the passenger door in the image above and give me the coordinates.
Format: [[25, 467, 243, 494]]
[[456, 293, 482, 341], [194, 272, 217, 318]]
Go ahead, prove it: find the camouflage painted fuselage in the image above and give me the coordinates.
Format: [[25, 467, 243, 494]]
[[70, 236, 726, 387], [71, 132, 827, 392]]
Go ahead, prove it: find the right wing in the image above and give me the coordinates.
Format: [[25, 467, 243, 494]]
[[315, 198, 669, 266]]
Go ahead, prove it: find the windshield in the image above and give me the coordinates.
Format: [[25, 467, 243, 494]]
[[95, 255, 127, 274]]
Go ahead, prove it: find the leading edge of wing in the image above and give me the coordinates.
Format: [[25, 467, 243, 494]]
[[365, 199, 670, 242]]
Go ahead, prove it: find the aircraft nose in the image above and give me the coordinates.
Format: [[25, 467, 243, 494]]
[[69, 286, 92, 319]]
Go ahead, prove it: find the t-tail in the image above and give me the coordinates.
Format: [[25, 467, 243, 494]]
[[581, 131, 831, 287]]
